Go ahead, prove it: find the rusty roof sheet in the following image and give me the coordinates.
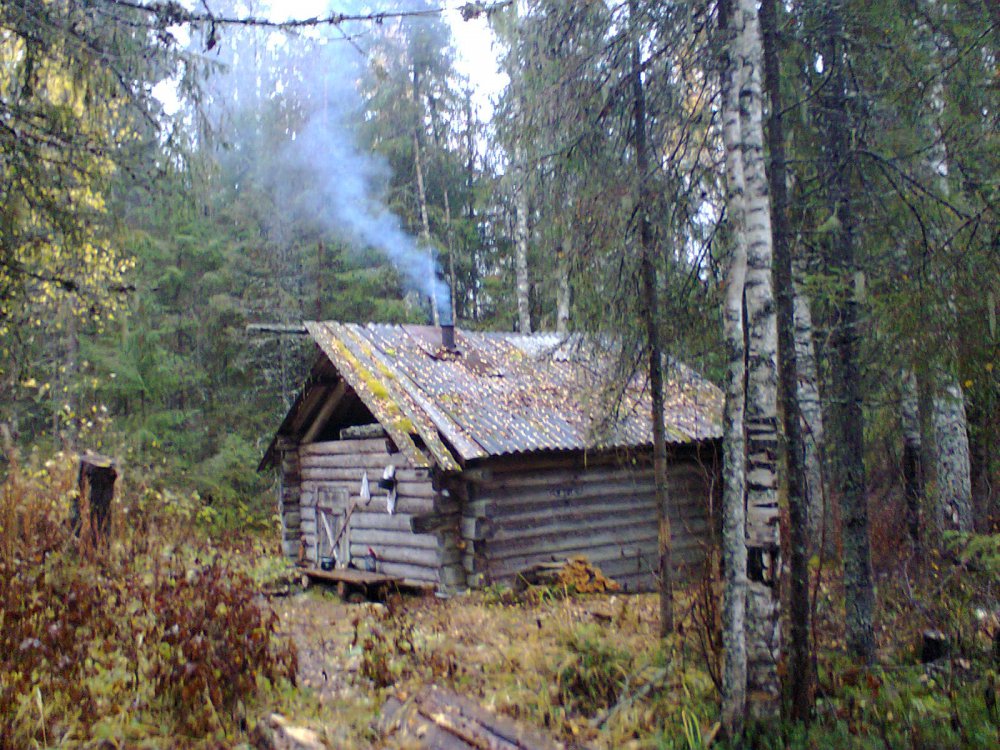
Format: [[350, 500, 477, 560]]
[[303, 322, 722, 469]]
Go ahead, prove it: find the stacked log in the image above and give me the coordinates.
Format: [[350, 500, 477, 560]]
[[294, 438, 466, 590], [460, 449, 717, 592], [516, 556, 621, 594]]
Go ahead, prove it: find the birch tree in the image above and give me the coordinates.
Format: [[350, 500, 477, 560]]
[[734, 0, 782, 714], [794, 282, 829, 547], [922, 1, 974, 533], [718, 0, 783, 730], [718, 0, 749, 730]]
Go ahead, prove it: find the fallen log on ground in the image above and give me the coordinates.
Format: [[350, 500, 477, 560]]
[[380, 684, 573, 750]]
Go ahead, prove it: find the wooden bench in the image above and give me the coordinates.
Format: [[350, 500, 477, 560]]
[[300, 566, 401, 602]]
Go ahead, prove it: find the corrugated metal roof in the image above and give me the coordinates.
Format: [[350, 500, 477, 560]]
[[303, 322, 722, 469]]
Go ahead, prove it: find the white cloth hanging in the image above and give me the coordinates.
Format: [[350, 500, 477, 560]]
[[360, 471, 370, 502]]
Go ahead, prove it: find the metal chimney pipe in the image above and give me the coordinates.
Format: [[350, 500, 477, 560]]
[[441, 323, 456, 351]]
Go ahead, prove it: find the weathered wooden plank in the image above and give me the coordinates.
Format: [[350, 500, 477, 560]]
[[373, 561, 439, 583], [300, 438, 395, 456], [302, 566, 399, 586], [490, 514, 710, 546], [411, 512, 460, 534], [349, 527, 440, 550], [486, 534, 708, 574], [301, 381, 348, 444], [379, 686, 565, 750], [351, 543, 452, 568], [460, 515, 492, 541], [350, 512, 415, 532], [324, 495, 434, 516], [472, 495, 708, 533], [300, 453, 411, 471], [488, 525, 708, 559], [299, 476, 436, 505], [476, 479, 709, 513], [470, 461, 711, 492]]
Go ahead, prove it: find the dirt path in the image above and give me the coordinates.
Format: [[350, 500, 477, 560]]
[[270, 590, 382, 748]]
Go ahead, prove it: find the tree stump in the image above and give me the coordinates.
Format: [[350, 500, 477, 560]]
[[72, 453, 117, 545]]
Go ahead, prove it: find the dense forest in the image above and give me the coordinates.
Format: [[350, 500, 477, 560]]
[[1, 1, 997, 748]]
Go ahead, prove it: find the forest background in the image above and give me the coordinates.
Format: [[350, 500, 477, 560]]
[[2, 1, 994, 526], [0, 0, 998, 746]]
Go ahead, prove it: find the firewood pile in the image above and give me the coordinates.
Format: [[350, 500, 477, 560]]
[[516, 556, 621, 594]]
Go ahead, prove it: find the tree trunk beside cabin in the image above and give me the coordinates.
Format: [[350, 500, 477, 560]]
[[556, 228, 572, 336], [901, 370, 925, 543], [931, 378, 974, 532], [737, 0, 782, 715], [761, 0, 812, 721], [514, 147, 532, 334], [922, 21, 975, 534], [820, 3, 876, 664], [794, 280, 828, 548], [718, 0, 749, 732], [412, 62, 438, 325], [630, 2, 673, 636]]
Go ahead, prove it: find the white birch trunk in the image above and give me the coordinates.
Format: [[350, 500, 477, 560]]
[[932, 378, 974, 532], [514, 149, 532, 334], [793, 280, 827, 547], [719, 2, 748, 734], [924, 12, 974, 532], [737, 0, 780, 714], [556, 229, 571, 335]]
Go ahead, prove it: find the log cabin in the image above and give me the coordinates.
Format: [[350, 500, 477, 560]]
[[260, 322, 723, 594]]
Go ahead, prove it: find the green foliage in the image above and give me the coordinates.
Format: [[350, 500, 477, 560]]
[[554, 623, 632, 715], [942, 532, 1000, 577]]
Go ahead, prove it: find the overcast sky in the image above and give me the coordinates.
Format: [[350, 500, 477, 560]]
[[273, 1, 507, 116]]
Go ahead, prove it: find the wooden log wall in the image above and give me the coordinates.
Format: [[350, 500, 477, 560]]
[[277, 438, 302, 560], [297, 438, 466, 590], [460, 448, 719, 592]]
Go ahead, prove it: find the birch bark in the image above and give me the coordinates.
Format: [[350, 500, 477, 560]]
[[794, 281, 828, 546], [556, 229, 571, 335], [736, 0, 781, 714], [932, 381, 974, 531], [923, 7, 974, 531], [718, 0, 748, 734]]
